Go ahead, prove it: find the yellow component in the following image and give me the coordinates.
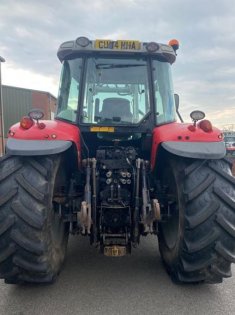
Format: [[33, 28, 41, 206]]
[[104, 246, 127, 257], [90, 126, 115, 132], [95, 40, 141, 50]]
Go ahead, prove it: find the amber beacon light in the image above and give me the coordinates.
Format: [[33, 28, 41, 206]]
[[168, 39, 179, 52]]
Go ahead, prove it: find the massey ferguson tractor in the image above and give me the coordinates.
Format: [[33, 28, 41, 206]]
[[0, 37, 234, 285]]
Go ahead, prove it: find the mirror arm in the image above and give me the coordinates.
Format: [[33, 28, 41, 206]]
[[176, 110, 184, 123]]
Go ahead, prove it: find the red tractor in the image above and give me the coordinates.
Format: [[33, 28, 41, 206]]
[[0, 37, 234, 285]]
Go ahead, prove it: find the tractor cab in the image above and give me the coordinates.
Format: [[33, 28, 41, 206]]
[[56, 37, 178, 146]]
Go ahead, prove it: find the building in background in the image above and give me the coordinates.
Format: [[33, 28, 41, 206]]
[[222, 124, 235, 176], [0, 85, 57, 155], [222, 124, 235, 158]]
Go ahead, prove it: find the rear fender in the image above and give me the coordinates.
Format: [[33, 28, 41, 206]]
[[7, 119, 81, 164], [151, 122, 225, 170]]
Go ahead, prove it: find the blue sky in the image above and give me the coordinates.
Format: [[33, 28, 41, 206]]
[[0, 0, 234, 126]]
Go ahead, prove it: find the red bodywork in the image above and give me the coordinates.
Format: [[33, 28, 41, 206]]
[[8, 119, 81, 162], [8, 118, 224, 171], [151, 122, 223, 169]]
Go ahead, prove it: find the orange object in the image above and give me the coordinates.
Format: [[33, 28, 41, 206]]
[[168, 39, 179, 50]]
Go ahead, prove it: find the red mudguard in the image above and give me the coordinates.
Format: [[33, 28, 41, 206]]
[[151, 122, 225, 170], [7, 119, 81, 162]]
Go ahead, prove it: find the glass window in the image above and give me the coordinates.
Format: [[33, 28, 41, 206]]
[[152, 60, 176, 125], [82, 57, 150, 125], [56, 58, 83, 122]]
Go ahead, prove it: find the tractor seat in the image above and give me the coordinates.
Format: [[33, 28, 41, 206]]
[[100, 98, 133, 122]]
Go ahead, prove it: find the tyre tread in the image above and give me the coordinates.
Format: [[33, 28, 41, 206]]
[[185, 200, 219, 229], [214, 187, 235, 210], [11, 200, 44, 229], [184, 228, 219, 253], [215, 242, 235, 263], [0, 189, 18, 207], [216, 213, 235, 238], [15, 173, 45, 202], [0, 215, 15, 236], [0, 244, 16, 263], [184, 173, 216, 202], [13, 255, 49, 273], [159, 157, 235, 284], [11, 229, 45, 255]]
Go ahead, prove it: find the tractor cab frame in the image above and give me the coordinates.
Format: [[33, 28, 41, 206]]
[[56, 42, 177, 137]]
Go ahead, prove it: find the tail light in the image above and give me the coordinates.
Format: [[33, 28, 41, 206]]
[[20, 116, 34, 129], [198, 119, 213, 132]]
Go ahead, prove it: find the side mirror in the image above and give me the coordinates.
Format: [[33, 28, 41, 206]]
[[174, 93, 183, 122], [174, 93, 179, 111]]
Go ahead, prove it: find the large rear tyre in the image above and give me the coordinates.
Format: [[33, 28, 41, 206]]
[[158, 156, 235, 284], [0, 154, 69, 284]]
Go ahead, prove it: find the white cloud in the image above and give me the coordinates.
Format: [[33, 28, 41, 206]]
[[2, 63, 58, 96], [15, 27, 33, 38], [0, 0, 234, 126]]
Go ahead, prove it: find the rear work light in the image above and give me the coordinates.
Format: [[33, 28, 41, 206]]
[[198, 119, 213, 132], [28, 109, 44, 121], [146, 42, 160, 52], [190, 110, 205, 122], [76, 36, 90, 47], [20, 116, 34, 129]]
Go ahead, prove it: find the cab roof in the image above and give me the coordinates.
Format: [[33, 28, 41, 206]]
[[57, 36, 178, 64]]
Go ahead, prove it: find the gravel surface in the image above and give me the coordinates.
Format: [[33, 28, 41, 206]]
[[0, 236, 234, 315]]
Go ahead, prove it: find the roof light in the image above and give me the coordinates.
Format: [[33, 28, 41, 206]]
[[76, 36, 90, 47], [168, 39, 179, 51], [28, 109, 44, 121], [198, 120, 213, 132], [20, 116, 34, 130], [146, 42, 160, 52]]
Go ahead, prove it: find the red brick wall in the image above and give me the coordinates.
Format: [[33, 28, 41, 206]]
[[32, 91, 56, 120], [49, 96, 56, 118]]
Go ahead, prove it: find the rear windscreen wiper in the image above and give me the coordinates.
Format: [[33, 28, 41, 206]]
[[96, 64, 146, 69]]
